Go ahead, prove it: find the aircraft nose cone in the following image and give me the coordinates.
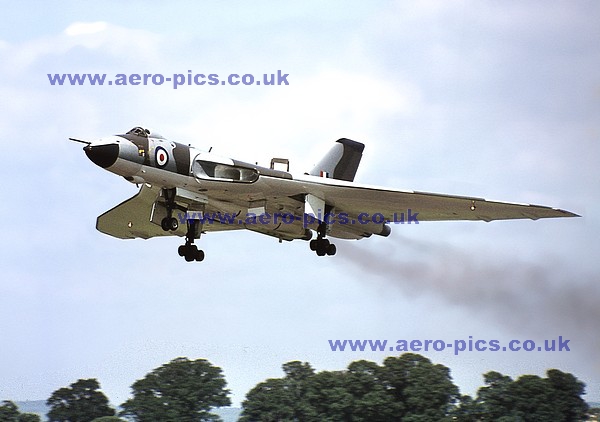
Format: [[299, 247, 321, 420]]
[[84, 144, 119, 168]]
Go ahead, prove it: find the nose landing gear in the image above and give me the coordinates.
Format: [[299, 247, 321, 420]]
[[159, 188, 205, 262], [160, 188, 180, 232]]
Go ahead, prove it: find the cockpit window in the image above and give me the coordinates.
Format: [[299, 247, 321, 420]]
[[127, 127, 150, 137], [125, 127, 165, 139]]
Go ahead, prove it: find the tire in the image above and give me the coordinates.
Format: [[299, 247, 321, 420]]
[[168, 217, 179, 231], [184, 244, 197, 262], [326, 243, 337, 256], [316, 242, 327, 256]]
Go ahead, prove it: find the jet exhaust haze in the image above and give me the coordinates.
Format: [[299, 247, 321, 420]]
[[342, 236, 600, 356]]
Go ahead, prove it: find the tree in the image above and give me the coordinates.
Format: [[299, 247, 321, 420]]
[[239, 378, 296, 422], [476, 371, 515, 420], [47, 379, 115, 422], [281, 361, 317, 421], [450, 394, 481, 422], [546, 369, 589, 421], [0, 401, 40, 422], [0, 401, 20, 422], [344, 360, 399, 421], [475, 369, 589, 421], [240, 361, 317, 422], [18, 416, 41, 422], [120, 357, 231, 422], [241, 355, 458, 421], [305, 370, 353, 422], [382, 353, 459, 421], [90, 417, 127, 422], [510, 374, 560, 420]]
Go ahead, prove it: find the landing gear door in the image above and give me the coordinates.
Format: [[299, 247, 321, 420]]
[[150, 200, 169, 226]]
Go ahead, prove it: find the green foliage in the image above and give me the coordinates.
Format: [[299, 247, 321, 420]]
[[382, 353, 459, 420], [18, 416, 41, 422], [46, 379, 115, 422], [241, 354, 458, 421], [239, 378, 296, 422], [546, 369, 589, 421], [305, 370, 353, 421], [90, 417, 127, 422], [450, 395, 481, 422], [119, 357, 231, 422], [241, 354, 590, 422], [240, 361, 318, 422], [345, 360, 399, 421], [0, 401, 40, 422], [0, 401, 20, 422], [476, 371, 515, 420], [473, 369, 589, 422]]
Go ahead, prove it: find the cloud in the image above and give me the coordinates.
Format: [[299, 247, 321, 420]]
[[0, 21, 162, 74], [64, 22, 109, 36]]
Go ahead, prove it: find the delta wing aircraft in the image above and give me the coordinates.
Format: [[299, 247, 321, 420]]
[[73, 126, 578, 262]]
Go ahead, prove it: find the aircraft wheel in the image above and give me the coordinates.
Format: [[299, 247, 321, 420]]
[[195, 249, 205, 262], [184, 244, 198, 262], [168, 217, 179, 231], [178, 245, 186, 257], [161, 217, 170, 231], [309, 239, 318, 251], [315, 240, 326, 256], [326, 243, 337, 256]]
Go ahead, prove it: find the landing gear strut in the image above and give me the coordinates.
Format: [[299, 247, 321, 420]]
[[160, 188, 179, 232], [309, 221, 336, 256]]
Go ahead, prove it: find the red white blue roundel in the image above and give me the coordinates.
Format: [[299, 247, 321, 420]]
[[155, 146, 169, 168]]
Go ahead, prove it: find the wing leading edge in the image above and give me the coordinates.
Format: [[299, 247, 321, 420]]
[[96, 184, 177, 239], [290, 176, 579, 223]]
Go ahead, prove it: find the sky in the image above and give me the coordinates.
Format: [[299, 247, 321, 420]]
[[1, 0, 599, 409]]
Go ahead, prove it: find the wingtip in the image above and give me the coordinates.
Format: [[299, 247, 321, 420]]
[[557, 209, 581, 218]]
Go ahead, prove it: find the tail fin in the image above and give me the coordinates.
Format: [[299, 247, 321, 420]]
[[310, 138, 365, 182]]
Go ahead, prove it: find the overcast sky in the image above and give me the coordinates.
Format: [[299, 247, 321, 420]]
[[1, 0, 599, 408]]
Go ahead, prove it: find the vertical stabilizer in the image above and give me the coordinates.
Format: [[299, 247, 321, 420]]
[[309, 138, 365, 182]]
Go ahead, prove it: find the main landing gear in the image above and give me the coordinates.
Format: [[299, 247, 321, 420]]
[[309, 221, 336, 256], [178, 219, 204, 262], [160, 188, 205, 262]]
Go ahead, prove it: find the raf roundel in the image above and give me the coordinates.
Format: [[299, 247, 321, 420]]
[[155, 146, 169, 168]]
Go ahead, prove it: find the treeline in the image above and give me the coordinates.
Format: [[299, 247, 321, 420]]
[[0, 353, 595, 422], [240, 353, 590, 421]]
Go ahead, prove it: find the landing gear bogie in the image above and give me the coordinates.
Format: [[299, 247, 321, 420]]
[[182, 244, 204, 262], [178, 218, 204, 263], [311, 225, 336, 257], [179, 241, 205, 262]]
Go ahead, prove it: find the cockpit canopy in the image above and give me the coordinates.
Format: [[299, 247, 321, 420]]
[[126, 126, 165, 139]]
